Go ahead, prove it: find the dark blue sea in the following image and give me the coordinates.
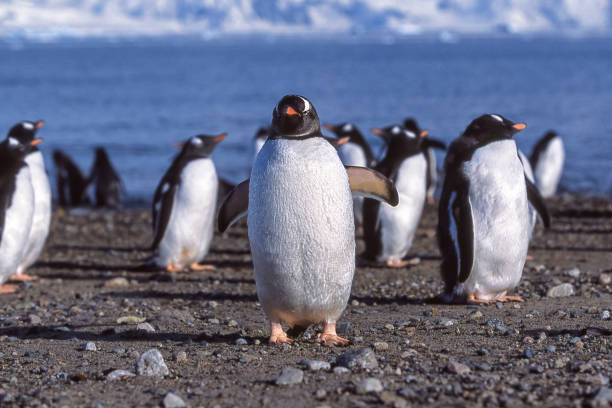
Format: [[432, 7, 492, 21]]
[[1, 37, 611, 204]]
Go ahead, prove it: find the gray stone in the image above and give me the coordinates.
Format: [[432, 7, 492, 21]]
[[106, 369, 135, 381], [174, 351, 187, 363], [28, 314, 41, 325], [136, 349, 169, 377], [566, 267, 581, 278], [163, 392, 187, 408], [275, 367, 304, 386], [136, 322, 155, 332], [333, 366, 350, 375], [356, 377, 383, 394], [446, 360, 471, 375], [336, 348, 378, 370], [546, 283, 575, 298], [83, 342, 97, 352], [235, 338, 248, 345], [600, 310, 610, 320], [599, 274, 611, 285], [373, 341, 389, 351], [300, 359, 331, 371]]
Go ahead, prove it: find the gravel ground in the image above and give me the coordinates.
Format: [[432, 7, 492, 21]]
[[0, 195, 610, 407]]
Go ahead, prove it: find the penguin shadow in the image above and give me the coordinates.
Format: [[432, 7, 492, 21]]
[[530, 244, 612, 253], [48, 244, 149, 253], [350, 294, 437, 306], [105, 289, 258, 303], [521, 327, 611, 338]]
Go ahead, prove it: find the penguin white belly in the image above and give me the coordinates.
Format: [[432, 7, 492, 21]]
[[18, 152, 52, 273], [339, 142, 367, 226], [0, 167, 34, 284], [518, 150, 537, 239], [534, 138, 564, 198], [426, 148, 438, 198], [157, 159, 218, 269], [459, 140, 529, 300], [249, 138, 355, 326], [378, 154, 427, 262]]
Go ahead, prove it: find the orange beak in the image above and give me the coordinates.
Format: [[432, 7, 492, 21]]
[[371, 128, 384, 136], [336, 137, 350, 146], [323, 124, 334, 131], [214, 133, 227, 143], [420, 130, 429, 138], [286, 106, 300, 116], [30, 137, 43, 146], [512, 123, 526, 131], [35, 121, 45, 129]]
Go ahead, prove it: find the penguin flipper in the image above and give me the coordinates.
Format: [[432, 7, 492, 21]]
[[525, 176, 551, 228], [345, 166, 399, 206], [423, 138, 447, 151], [151, 181, 178, 250], [218, 179, 249, 232], [452, 192, 475, 283]]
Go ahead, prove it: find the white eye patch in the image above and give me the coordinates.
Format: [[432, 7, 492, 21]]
[[190, 137, 203, 146], [300, 96, 310, 111], [404, 130, 416, 138], [8, 137, 19, 146], [22, 122, 34, 130], [392, 126, 401, 134], [490, 114, 503, 123], [342, 123, 353, 132]]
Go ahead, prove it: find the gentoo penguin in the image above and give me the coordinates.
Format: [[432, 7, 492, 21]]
[[403, 118, 446, 204], [518, 150, 537, 240], [218, 95, 398, 345], [7, 121, 51, 280], [362, 125, 428, 268], [152, 133, 226, 272], [438, 114, 550, 304], [252, 126, 271, 162], [89, 147, 122, 208], [53, 150, 90, 207], [323, 123, 376, 227], [0, 135, 38, 293], [529, 130, 564, 198]]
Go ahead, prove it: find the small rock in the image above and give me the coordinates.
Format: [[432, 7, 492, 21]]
[[524, 348, 533, 359], [333, 366, 350, 374], [546, 346, 557, 353], [227, 320, 238, 327], [235, 338, 248, 345], [300, 360, 330, 371], [83, 342, 97, 352], [438, 318, 455, 327], [104, 277, 129, 288], [163, 392, 187, 408], [207, 318, 220, 324], [546, 283, 575, 298], [529, 365, 545, 373], [136, 349, 169, 377], [373, 341, 389, 351], [357, 377, 383, 394], [599, 274, 611, 285], [600, 311, 610, 320], [315, 389, 327, 400], [174, 351, 187, 363], [117, 316, 146, 324], [477, 348, 489, 356], [28, 314, 41, 325], [590, 387, 612, 408], [565, 267, 581, 278], [446, 360, 471, 375], [522, 336, 535, 344], [469, 311, 483, 319], [106, 369, 135, 381], [379, 390, 408, 407], [275, 367, 303, 386], [136, 323, 155, 333], [336, 348, 378, 370]]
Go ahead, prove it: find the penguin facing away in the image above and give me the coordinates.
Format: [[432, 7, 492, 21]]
[[403, 118, 447, 204], [152, 133, 227, 272], [529, 130, 564, 198], [518, 149, 538, 240], [7, 121, 51, 280], [0, 136, 39, 293], [361, 125, 428, 268], [438, 114, 550, 304], [218, 95, 398, 345], [89, 147, 122, 208]]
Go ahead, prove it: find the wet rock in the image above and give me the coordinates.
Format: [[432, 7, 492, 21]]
[[136, 349, 169, 377], [136, 322, 155, 332], [275, 367, 303, 386], [357, 377, 383, 394], [104, 277, 129, 288], [565, 267, 581, 278], [83, 342, 97, 352], [299, 359, 330, 372], [336, 348, 378, 370], [546, 283, 575, 298], [446, 360, 471, 375], [163, 392, 187, 408], [106, 370, 135, 381], [235, 338, 247, 345]]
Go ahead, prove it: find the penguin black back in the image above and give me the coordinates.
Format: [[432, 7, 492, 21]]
[[89, 147, 122, 209], [323, 123, 376, 167], [529, 130, 558, 168], [53, 150, 91, 207]]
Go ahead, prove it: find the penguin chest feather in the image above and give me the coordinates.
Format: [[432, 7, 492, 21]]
[[248, 138, 355, 326], [534, 137, 564, 198], [459, 140, 529, 299], [157, 159, 218, 268]]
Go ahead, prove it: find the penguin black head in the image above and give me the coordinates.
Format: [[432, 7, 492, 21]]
[[462, 114, 526, 145], [272, 95, 320, 138], [372, 125, 424, 157], [1, 134, 41, 158], [7, 120, 44, 152], [403, 118, 429, 138], [323, 122, 358, 139], [179, 133, 227, 159]]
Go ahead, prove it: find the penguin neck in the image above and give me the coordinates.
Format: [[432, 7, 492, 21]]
[[269, 131, 323, 141]]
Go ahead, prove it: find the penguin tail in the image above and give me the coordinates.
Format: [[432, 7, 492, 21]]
[[286, 324, 310, 339]]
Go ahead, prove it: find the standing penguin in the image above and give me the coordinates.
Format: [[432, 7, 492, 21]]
[[53, 150, 91, 207], [252, 126, 271, 163], [0, 136, 38, 293], [152, 133, 226, 272], [529, 130, 564, 198], [518, 149, 538, 240], [89, 147, 122, 208], [323, 123, 376, 227], [218, 95, 398, 345], [403, 118, 446, 204], [6, 121, 51, 280], [362, 125, 428, 267], [438, 114, 550, 304]]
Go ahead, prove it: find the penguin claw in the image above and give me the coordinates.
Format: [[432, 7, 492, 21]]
[[316, 333, 349, 346], [269, 335, 294, 345], [385, 258, 420, 268], [497, 295, 524, 303], [189, 263, 215, 271], [10, 274, 38, 282], [467, 294, 497, 304], [166, 264, 182, 273], [0, 284, 18, 294]]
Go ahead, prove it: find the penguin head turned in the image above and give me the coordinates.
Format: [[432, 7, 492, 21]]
[[463, 114, 526, 145], [180, 133, 227, 159], [7, 120, 44, 152], [372, 125, 423, 157], [272, 95, 320, 138], [323, 122, 358, 140], [403, 118, 430, 139]]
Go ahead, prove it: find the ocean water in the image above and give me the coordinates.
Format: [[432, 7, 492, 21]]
[[1, 37, 611, 205]]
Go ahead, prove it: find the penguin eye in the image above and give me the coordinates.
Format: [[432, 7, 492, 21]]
[[392, 126, 401, 135], [342, 123, 353, 132], [22, 122, 34, 130], [190, 137, 203, 146]]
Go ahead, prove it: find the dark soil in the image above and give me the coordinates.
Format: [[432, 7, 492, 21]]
[[0, 195, 610, 407]]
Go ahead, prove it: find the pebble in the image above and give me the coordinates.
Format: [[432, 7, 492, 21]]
[[600, 310, 610, 320], [136, 323, 155, 333], [599, 274, 611, 285], [546, 346, 557, 353], [529, 365, 545, 373], [28, 314, 41, 325], [524, 348, 533, 359], [373, 341, 389, 351], [356, 377, 383, 394], [333, 366, 350, 375], [477, 348, 489, 356], [315, 389, 327, 399], [522, 336, 535, 344], [438, 318, 455, 327], [384, 323, 394, 331], [235, 338, 248, 345], [83, 342, 97, 352], [300, 360, 331, 372], [174, 351, 187, 363], [227, 320, 238, 327], [590, 387, 612, 407], [336, 348, 378, 370], [136, 349, 169, 377], [163, 392, 187, 408], [565, 267, 581, 278], [275, 367, 304, 386], [104, 277, 129, 288], [469, 311, 483, 319], [546, 283, 575, 298], [207, 318, 220, 324], [106, 370, 135, 381], [117, 316, 146, 324], [446, 360, 471, 375]]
